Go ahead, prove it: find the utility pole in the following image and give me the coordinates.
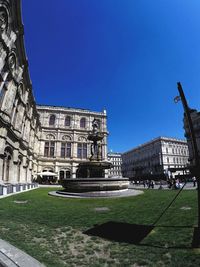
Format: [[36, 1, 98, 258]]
[[176, 82, 200, 247]]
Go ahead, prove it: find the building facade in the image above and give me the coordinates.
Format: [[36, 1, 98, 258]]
[[184, 109, 200, 167], [107, 152, 122, 177], [36, 105, 108, 180], [122, 137, 189, 180], [0, 0, 40, 184]]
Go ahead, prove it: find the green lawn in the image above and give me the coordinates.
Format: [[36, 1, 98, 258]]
[[0, 188, 199, 267]]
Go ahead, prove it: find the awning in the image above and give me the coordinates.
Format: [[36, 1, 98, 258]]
[[37, 171, 58, 176]]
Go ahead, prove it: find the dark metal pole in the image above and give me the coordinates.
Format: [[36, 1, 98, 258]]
[[177, 82, 200, 247]]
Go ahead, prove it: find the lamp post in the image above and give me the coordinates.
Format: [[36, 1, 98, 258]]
[[176, 82, 200, 247]]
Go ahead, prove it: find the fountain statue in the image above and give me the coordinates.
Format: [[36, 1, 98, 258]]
[[59, 119, 129, 196]]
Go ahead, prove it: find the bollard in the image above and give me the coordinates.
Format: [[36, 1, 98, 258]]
[[12, 185, 16, 193], [3, 186, 7, 195], [19, 184, 23, 191]]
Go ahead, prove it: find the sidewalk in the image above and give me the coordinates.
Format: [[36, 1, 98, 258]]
[[129, 182, 197, 190], [0, 239, 45, 267]]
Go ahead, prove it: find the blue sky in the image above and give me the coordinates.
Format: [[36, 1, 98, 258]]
[[22, 0, 200, 153]]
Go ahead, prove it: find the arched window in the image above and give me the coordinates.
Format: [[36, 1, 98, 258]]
[[65, 116, 71, 126], [49, 115, 56, 126], [80, 117, 86, 128]]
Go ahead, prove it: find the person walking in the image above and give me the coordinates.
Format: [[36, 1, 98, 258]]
[[192, 176, 196, 187]]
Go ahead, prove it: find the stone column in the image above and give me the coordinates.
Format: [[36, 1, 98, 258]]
[[10, 149, 19, 183], [72, 164, 77, 178], [56, 142, 61, 158], [0, 156, 5, 183]]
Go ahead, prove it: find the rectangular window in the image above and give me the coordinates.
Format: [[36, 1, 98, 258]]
[[77, 143, 87, 159], [44, 141, 55, 157], [77, 144, 82, 158], [50, 142, 55, 157], [83, 143, 87, 159], [61, 143, 65, 158], [44, 142, 49, 157], [66, 143, 71, 157]]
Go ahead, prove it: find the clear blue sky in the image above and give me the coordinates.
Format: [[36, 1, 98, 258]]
[[22, 0, 200, 153]]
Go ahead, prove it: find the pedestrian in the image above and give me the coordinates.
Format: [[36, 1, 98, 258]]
[[192, 176, 196, 187]]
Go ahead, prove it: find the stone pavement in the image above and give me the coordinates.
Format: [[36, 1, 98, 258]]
[[0, 239, 45, 267]]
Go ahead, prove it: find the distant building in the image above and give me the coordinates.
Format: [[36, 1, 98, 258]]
[[107, 152, 122, 177], [184, 109, 200, 167], [122, 137, 189, 180]]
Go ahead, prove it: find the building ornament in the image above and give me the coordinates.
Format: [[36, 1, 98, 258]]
[[0, 7, 8, 32]]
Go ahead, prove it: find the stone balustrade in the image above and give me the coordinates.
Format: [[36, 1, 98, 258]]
[[0, 183, 38, 197]]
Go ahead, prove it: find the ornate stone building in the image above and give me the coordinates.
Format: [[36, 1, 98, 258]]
[[122, 137, 189, 180], [0, 0, 40, 184], [107, 152, 122, 177], [36, 105, 108, 180]]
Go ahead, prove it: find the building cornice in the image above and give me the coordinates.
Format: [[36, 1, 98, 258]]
[[36, 104, 107, 117], [123, 136, 187, 155]]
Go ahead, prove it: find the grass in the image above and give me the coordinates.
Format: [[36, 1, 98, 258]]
[[0, 188, 199, 267]]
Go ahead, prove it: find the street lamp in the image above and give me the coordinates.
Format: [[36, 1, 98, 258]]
[[175, 82, 200, 247]]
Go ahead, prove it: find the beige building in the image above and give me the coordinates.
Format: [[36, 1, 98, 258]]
[[36, 105, 108, 180], [107, 152, 122, 177], [0, 0, 108, 184], [122, 137, 189, 180], [0, 0, 40, 184]]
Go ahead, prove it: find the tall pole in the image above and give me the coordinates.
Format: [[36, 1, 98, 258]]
[[177, 82, 200, 246]]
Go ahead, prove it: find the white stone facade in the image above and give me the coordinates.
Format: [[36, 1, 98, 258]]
[[0, 0, 40, 184], [107, 152, 122, 177], [122, 137, 189, 179], [36, 105, 108, 180]]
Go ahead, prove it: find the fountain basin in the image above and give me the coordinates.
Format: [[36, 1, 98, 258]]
[[60, 177, 129, 193]]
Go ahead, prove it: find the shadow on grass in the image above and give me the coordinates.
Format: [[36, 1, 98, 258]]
[[84, 221, 154, 245], [84, 221, 197, 249]]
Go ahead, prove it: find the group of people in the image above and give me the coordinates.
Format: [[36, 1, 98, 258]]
[[142, 180, 155, 189], [167, 179, 183, 189], [132, 176, 197, 190]]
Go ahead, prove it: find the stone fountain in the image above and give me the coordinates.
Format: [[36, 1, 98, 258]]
[[58, 119, 129, 196]]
